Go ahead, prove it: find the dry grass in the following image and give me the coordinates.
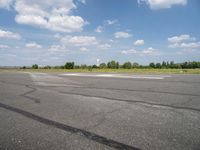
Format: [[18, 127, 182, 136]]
[[1, 68, 200, 74]]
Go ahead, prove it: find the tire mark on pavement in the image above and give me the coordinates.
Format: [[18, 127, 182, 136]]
[[0, 102, 141, 150]]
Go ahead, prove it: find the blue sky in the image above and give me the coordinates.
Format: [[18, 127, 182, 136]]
[[0, 0, 200, 66]]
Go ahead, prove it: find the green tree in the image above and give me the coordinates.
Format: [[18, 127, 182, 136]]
[[64, 62, 74, 69], [122, 62, 132, 69], [92, 65, 98, 68], [99, 63, 106, 69], [132, 62, 139, 68], [116, 62, 119, 69], [149, 62, 155, 68], [161, 61, 167, 68], [169, 61, 174, 68], [107, 60, 119, 69], [32, 64, 38, 69], [155, 63, 161, 68], [80, 64, 87, 69]]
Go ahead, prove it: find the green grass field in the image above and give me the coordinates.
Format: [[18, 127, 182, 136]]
[[1, 68, 200, 74]]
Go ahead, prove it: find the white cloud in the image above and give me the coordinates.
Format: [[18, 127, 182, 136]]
[[180, 42, 200, 49], [98, 43, 111, 49], [0, 29, 21, 39], [168, 34, 195, 43], [107, 19, 118, 25], [114, 32, 132, 39], [48, 45, 68, 52], [0, 44, 9, 49], [121, 47, 158, 56], [138, 0, 187, 9], [10, 0, 86, 32], [134, 40, 144, 46], [54, 33, 62, 39], [26, 42, 42, 49], [61, 35, 98, 46], [168, 34, 200, 51], [176, 49, 199, 55], [79, 0, 86, 4], [0, 0, 13, 9], [95, 26, 103, 33], [80, 47, 89, 52], [169, 42, 200, 49]]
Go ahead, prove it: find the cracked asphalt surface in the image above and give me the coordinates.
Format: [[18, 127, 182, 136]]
[[0, 71, 200, 150]]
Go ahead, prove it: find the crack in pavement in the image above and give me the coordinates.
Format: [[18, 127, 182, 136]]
[[20, 85, 41, 104], [0, 80, 40, 104], [0, 102, 141, 150], [39, 84, 200, 97], [56, 91, 200, 113], [85, 104, 125, 130], [1, 79, 200, 113], [1, 79, 200, 97]]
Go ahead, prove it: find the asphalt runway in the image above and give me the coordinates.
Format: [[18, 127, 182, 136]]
[[0, 71, 200, 150]]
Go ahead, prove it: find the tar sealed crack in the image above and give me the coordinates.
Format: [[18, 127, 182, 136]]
[[20, 85, 40, 104]]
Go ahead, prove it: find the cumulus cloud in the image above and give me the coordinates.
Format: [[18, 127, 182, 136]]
[[176, 49, 199, 55], [0, 29, 21, 39], [0, 0, 13, 9], [25, 42, 42, 49], [168, 34, 200, 50], [138, 0, 187, 9], [79, 0, 86, 4], [121, 47, 158, 56], [168, 34, 195, 43], [134, 40, 144, 46], [95, 26, 103, 33], [107, 19, 118, 25], [80, 47, 89, 52], [61, 35, 98, 46], [48, 45, 68, 52], [98, 43, 111, 49], [0, 44, 9, 49], [114, 32, 132, 38], [2, 0, 86, 32], [169, 42, 200, 49], [54, 33, 62, 39]]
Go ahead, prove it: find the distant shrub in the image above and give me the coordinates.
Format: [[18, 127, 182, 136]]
[[64, 62, 74, 69], [32, 64, 38, 69]]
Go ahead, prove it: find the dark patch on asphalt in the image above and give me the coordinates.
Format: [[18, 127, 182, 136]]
[[0, 102, 141, 150]]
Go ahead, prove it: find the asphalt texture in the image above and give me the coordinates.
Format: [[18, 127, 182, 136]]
[[0, 71, 200, 150]]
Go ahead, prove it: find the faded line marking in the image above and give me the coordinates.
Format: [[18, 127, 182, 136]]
[[61, 73, 166, 80]]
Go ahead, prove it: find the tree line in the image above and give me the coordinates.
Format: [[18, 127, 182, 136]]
[[29, 61, 200, 69]]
